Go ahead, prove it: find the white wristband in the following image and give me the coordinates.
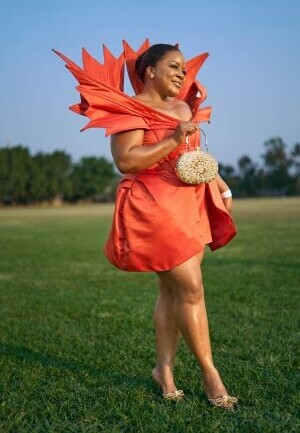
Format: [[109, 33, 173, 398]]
[[221, 189, 232, 199]]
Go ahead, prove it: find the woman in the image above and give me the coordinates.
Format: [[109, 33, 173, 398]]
[[54, 41, 238, 409]]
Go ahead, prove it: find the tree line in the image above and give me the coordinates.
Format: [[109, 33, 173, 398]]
[[0, 137, 299, 205], [220, 138, 299, 197], [0, 146, 119, 204]]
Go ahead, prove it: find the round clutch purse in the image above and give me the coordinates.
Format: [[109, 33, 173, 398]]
[[175, 128, 218, 185]]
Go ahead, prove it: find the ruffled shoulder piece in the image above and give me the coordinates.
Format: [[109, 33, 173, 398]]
[[53, 40, 212, 136]]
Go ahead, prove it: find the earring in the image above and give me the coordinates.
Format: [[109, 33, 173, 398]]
[[151, 74, 155, 79]]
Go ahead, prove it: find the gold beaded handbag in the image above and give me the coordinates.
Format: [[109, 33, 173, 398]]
[[175, 128, 218, 185]]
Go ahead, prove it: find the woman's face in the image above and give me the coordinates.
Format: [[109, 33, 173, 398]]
[[151, 50, 186, 97]]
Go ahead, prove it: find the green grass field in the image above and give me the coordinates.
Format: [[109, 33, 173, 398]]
[[0, 198, 299, 433]]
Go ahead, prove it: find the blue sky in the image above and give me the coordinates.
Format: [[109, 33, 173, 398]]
[[1, 0, 299, 167]]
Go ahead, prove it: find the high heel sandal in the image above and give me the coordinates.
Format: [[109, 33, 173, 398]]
[[163, 390, 185, 401], [208, 394, 238, 410], [152, 368, 185, 401]]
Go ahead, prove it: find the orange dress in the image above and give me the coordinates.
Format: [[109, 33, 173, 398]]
[[53, 40, 237, 272]]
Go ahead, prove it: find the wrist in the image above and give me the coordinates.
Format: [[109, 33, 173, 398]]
[[169, 135, 182, 147], [221, 189, 232, 199]]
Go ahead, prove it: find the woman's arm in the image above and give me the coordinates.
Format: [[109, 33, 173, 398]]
[[215, 174, 230, 193], [111, 122, 197, 173], [111, 129, 178, 173], [215, 174, 233, 214]]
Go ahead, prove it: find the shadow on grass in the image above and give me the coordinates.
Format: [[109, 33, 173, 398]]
[[0, 343, 151, 390]]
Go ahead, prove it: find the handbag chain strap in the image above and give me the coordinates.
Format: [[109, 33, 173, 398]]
[[185, 127, 209, 152]]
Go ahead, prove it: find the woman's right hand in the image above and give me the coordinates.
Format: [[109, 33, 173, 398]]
[[222, 197, 233, 214], [172, 121, 199, 145]]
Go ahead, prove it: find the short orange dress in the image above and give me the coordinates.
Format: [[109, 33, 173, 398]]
[[54, 40, 237, 272]]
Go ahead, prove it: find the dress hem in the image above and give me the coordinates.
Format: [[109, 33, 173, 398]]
[[103, 243, 207, 273]]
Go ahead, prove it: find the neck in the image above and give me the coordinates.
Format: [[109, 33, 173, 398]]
[[140, 82, 170, 103]]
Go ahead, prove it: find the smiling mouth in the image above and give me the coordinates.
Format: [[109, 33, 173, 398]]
[[172, 81, 182, 89]]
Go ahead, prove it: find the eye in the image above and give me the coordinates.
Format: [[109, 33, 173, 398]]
[[170, 64, 187, 75]]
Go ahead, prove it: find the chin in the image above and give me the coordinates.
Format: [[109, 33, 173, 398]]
[[168, 88, 180, 97]]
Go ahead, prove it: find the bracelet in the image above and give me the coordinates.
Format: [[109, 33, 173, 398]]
[[221, 189, 232, 199]]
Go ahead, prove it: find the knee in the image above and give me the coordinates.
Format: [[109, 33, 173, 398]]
[[157, 278, 175, 303], [176, 280, 204, 305]]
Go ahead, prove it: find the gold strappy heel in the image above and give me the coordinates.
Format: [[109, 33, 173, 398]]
[[152, 367, 185, 401], [208, 394, 238, 410], [163, 390, 185, 401]]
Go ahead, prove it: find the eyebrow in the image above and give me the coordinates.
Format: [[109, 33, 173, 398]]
[[169, 61, 186, 68]]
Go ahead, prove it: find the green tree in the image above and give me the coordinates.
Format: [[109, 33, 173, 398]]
[[28, 150, 72, 201], [237, 155, 259, 196], [261, 137, 292, 195], [0, 145, 32, 203], [70, 156, 117, 201], [290, 142, 300, 195]]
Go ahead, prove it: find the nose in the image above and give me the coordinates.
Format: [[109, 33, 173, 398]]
[[176, 70, 185, 80]]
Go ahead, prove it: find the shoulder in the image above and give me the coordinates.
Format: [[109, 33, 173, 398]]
[[174, 99, 192, 111], [172, 98, 193, 120], [175, 99, 189, 107]]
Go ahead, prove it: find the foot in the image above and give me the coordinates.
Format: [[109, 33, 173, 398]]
[[152, 365, 182, 396], [202, 366, 228, 398], [202, 366, 237, 409]]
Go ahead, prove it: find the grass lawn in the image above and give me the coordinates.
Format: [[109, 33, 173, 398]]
[[0, 198, 299, 432]]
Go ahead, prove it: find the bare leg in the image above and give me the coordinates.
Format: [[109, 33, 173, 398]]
[[156, 253, 231, 400], [152, 278, 181, 394]]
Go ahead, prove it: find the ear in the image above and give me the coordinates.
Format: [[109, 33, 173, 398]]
[[145, 66, 155, 79]]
